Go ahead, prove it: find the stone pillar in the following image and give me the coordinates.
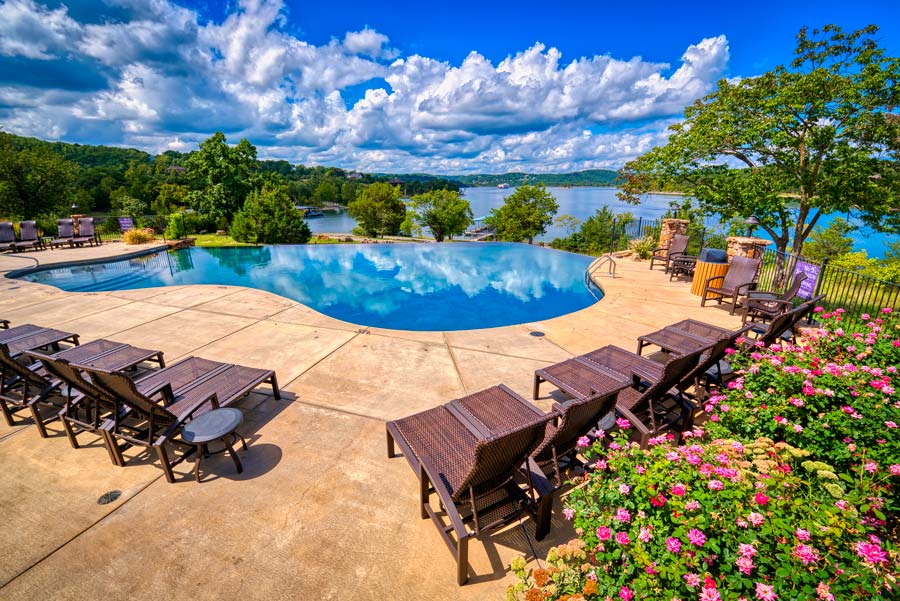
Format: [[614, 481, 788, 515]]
[[70, 213, 87, 235], [658, 218, 689, 249], [726, 236, 772, 261]]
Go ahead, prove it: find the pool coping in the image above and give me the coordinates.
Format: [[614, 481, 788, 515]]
[[4, 244, 169, 279]]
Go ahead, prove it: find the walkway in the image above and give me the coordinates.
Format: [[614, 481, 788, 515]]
[[0, 244, 741, 600]]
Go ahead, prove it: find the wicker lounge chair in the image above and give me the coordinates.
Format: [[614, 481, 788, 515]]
[[751, 294, 825, 346], [386, 385, 554, 585], [80, 357, 279, 480], [0, 319, 8, 329], [650, 233, 689, 273], [0, 222, 15, 252], [700, 255, 761, 314], [73, 217, 97, 246], [27, 341, 165, 451], [741, 272, 807, 325], [49, 219, 75, 249], [0, 324, 80, 358], [13, 221, 40, 252]]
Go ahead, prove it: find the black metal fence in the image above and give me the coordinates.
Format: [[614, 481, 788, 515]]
[[757, 248, 899, 322], [606, 217, 714, 256], [94, 215, 169, 242]]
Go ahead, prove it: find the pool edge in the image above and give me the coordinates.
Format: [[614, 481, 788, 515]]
[[4, 245, 170, 279]]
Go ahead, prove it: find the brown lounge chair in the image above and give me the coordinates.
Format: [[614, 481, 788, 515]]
[[0, 222, 15, 252], [0, 320, 8, 329], [751, 294, 825, 346], [1, 338, 155, 438], [650, 233, 689, 273], [741, 272, 807, 325], [386, 385, 554, 585], [48, 219, 75, 249], [79, 357, 279, 481], [73, 217, 97, 247], [700, 255, 761, 314], [13, 221, 41, 252], [27, 341, 165, 451]]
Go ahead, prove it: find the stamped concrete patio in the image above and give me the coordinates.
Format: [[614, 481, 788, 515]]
[[0, 242, 742, 600]]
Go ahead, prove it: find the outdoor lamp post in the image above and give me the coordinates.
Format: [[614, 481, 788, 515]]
[[743, 215, 760, 237]]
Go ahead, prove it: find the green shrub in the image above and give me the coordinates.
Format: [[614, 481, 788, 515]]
[[164, 213, 186, 240], [122, 228, 155, 244], [230, 184, 310, 244], [98, 217, 121, 235], [628, 235, 656, 259]]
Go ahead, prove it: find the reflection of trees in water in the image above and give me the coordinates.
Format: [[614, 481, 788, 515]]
[[167, 249, 195, 273], [202, 247, 272, 276]]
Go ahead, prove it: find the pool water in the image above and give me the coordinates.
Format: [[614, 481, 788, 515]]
[[14, 243, 601, 331]]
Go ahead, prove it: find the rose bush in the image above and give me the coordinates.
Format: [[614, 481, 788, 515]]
[[508, 430, 898, 600]]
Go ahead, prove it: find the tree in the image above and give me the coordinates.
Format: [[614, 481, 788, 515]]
[[484, 184, 559, 243], [803, 217, 855, 262], [408, 190, 473, 241], [313, 179, 339, 205], [554, 214, 582, 236], [186, 132, 258, 222], [0, 140, 76, 219], [619, 25, 900, 257], [151, 183, 187, 215], [230, 184, 311, 244], [347, 182, 406, 238]]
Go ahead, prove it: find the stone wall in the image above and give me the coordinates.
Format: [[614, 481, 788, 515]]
[[658, 218, 689, 250], [726, 236, 771, 261]]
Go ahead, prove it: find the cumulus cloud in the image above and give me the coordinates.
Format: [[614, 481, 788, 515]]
[[0, 0, 731, 172]]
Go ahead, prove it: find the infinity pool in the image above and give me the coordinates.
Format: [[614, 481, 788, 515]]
[[13, 243, 601, 331]]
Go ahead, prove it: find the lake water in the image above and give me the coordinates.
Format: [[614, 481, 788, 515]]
[[306, 187, 893, 257]]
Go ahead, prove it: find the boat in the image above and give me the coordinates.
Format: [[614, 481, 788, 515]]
[[296, 206, 325, 218], [497, 183, 510, 189]]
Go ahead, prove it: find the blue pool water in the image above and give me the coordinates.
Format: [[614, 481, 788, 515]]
[[13, 243, 601, 331]]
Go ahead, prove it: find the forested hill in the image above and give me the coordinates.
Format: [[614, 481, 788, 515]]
[[450, 169, 619, 187]]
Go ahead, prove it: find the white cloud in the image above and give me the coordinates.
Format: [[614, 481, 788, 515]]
[[0, 0, 731, 172]]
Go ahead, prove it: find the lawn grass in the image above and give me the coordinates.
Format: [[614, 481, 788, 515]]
[[191, 233, 257, 247]]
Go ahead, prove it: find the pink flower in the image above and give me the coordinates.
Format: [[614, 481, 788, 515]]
[[795, 528, 810, 541], [562, 508, 575, 520], [890, 464, 900, 476], [576, 435, 590, 447], [596, 526, 611, 541], [736, 555, 755, 575], [615, 531, 630, 545], [792, 424, 803, 433], [671, 483, 687, 496], [856, 541, 888, 564], [864, 461, 878, 473], [684, 573, 700, 587], [614, 508, 631, 522], [708, 479, 724, 491], [792, 543, 819, 565], [738, 543, 757, 558], [619, 585, 634, 601], [615, 417, 632, 430], [882, 307, 893, 314], [638, 526, 653, 542], [834, 500, 849, 510], [816, 582, 834, 601], [700, 586, 721, 601], [687, 528, 706, 547], [756, 582, 777, 600], [685, 500, 701, 511], [748, 512, 765, 526], [754, 492, 769, 505], [618, 483, 631, 495], [666, 537, 682, 553], [650, 494, 667, 507], [594, 459, 608, 470]]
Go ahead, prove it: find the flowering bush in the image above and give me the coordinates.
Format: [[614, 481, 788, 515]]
[[508, 431, 898, 600], [704, 307, 900, 506]]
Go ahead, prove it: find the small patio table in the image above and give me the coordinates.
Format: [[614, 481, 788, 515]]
[[636, 326, 715, 357], [180, 407, 247, 483]]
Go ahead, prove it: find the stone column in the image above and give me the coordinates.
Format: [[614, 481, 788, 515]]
[[726, 236, 772, 261], [70, 213, 87, 235], [658, 218, 689, 249]]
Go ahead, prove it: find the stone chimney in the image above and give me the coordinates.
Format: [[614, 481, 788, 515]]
[[658, 218, 689, 249], [726, 236, 772, 261]]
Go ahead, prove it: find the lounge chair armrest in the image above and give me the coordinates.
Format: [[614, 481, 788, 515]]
[[144, 381, 175, 405], [704, 274, 725, 287], [746, 289, 779, 299], [734, 282, 756, 295], [188, 392, 220, 416], [616, 406, 652, 436], [523, 457, 554, 499], [419, 456, 468, 539]]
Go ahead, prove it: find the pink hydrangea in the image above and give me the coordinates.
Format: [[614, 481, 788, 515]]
[[687, 528, 706, 547], [755, 582, 777, 601], [666, 537, 682, 553]]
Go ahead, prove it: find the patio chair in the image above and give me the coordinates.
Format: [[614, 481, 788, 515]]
[[0, 222, 15, 251], [80, 356, 279, 481], [650, 233, 689, 272], [741, 272, 807, 325], [0, 343, 65, 437], [0, 320, 8, 329], [73, 217, 97, 247], [752, 294, 825, 347], [386, 385, 554, 585], [27, 341, 165, 452], [700, 255, 761, 314], [13, 221, 40, 252], [49, 219, 75, 249]]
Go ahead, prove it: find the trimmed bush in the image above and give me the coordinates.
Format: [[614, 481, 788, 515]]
[[122, 228, 155, 244], [230, 184, 310, 244]]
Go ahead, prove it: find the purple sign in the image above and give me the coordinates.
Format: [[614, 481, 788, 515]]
[[117, 217, 134, 231], [793, 260, 820, 299]]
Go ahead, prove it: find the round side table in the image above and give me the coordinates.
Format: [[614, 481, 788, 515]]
[[180, 407, 247, 483]]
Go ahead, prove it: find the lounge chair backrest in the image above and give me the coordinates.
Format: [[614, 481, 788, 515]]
[[682, 325, 754, 388], [667, 234, 689, 256], [455, 412, 552, 502], [0, 344, 50, 389], [721, 256, 760, 292], [0, 222, 14, 243], [629, 347, 704, 430], [757, 294, 825, 346], [57, 219, 74, 238], [28, 351, 112, 409], [18, 221, 38, 242], [83, 367, 175, 426], [535, 390, 619, 463], [782, 271, 807, 301], [78, 217, 95, 237]]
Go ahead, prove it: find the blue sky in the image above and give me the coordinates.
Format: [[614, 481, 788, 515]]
[[0, 0, 897, 173]]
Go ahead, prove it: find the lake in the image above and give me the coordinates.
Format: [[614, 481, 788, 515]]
[[305, 187, 893, 257]]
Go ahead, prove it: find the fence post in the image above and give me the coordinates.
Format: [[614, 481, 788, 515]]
[[814, 258, 828, 296], [637, 217, 643, 238]]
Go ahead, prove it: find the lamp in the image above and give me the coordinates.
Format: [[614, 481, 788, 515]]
[[743, 215, 760, 238]]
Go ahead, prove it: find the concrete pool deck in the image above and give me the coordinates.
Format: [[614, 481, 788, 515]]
[[0, 242, 743, 600]]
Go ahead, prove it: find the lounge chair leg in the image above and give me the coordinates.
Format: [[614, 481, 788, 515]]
[[100, 430, 121, 466], [535, 495, 552, 541], [386, 429, 396, 458], [155, 444, 177, 483], [269, 374, 281, 400], [30, 405, 49, 438], [419, 463, 430, 519], [0, 401, 14, 426], [456, 538, 469, 585], [532, 375, 541, 400], [62, 417, 80, 449]]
